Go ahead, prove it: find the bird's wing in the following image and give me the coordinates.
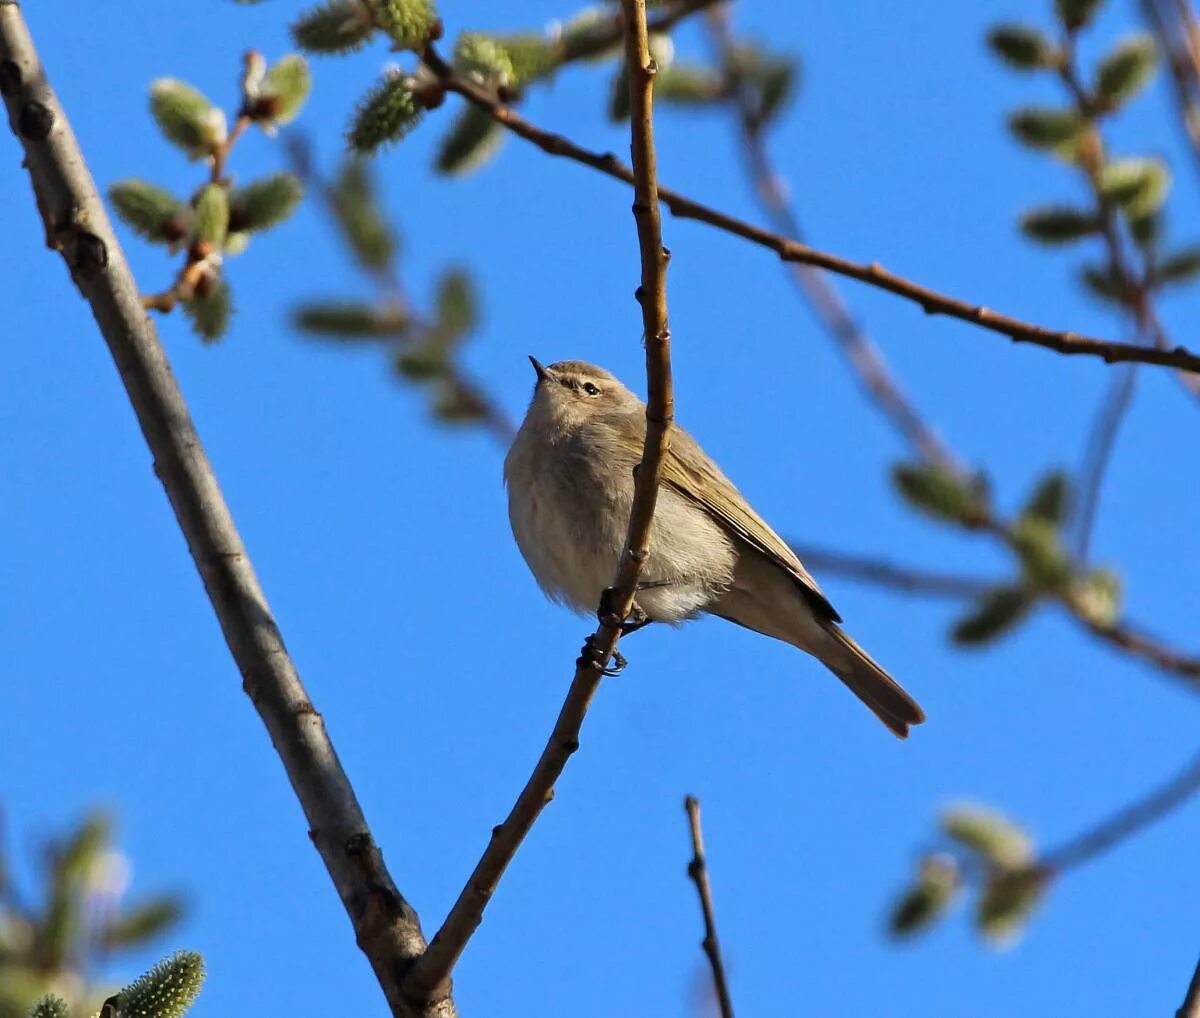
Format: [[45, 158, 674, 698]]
[[659, 426, 842, 624]]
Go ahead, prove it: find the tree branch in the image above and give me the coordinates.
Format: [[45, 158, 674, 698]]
[[0, 9, 452, 1017], [684, 796, 735, 1018], [786, 543, 996, 599], [402, 0, 676, 997], [421, 47, 1200, 376]]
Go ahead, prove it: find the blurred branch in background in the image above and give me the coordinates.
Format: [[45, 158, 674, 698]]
[[287, 138, 514, 442], [403, 0, 676, 998], [889, 748, 1200, 945], [1179, 950, 1200, 1018], [1141, 0, 1200, 179], [0, 811, 184, 1018], [683, 797, 735, 1018]]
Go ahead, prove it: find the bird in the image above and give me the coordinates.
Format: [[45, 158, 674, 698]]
[[504, 357, 925, 738]]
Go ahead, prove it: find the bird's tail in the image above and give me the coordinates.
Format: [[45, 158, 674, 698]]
[[817, 625, 925, 739]]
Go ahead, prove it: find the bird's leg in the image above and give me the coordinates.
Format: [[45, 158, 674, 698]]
[[577, 634, 627, 677], [597, 586, 654, 636]]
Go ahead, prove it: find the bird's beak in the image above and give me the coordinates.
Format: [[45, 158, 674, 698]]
[[528, 355, 550, 383]]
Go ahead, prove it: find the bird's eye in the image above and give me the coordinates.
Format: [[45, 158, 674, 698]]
[[582, 382, 600, 396]]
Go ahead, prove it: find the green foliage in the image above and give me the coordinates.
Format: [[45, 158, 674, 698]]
[[455, 33, 517, 88], [294, 301, 409, 337], [1009, 516, 1071, 592], [255, 55, 312, 126], [1097, 157, 1170, 217], [395, 341, 449, 380], [943, 806, 1033, 867], [888, 855, 960, 938], [1154, 245, 1200, 285], [656, 64, 726, 106], [497, 34, 560, 86], [149, 79, 224, 159], [184, 277, 233, 342], [291, 0, 375, 54], [191, 184, 230, 247], [434, 103, 504, 175], [1019, 206, 1098, 245], [987, 24, 1058, 71], [891, 463, 988, 525], [1069, 568, 1122, 626], [950, 586, 1035, 646], [607, 61, 631, 121], [330, 158, 396, 270], [431, 379, 488, 423], [28, 998, 70, 1018], [558, 7, 623, 63], [1055, 0, 1104, 31], [228, 173, 304, 233], [1129, 210, 1161, 250], [97, 899, 185, 951], [977, 867, 1049, 944], [347, 74, 424, 154], [1006, 106, 1086, 152], [732, 43, 797, 127], [109, 181, 188, 244], [1094, 34, 1156, 108], [434, 268, 476, 339], [111, 950, 205, 1018], [364, 0, 438, 51], [1080, 261, 1133, 305], [1021, 470, 1071, 526]]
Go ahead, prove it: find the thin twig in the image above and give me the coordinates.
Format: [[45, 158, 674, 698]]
[[703, 8, 962, 474], [1042, 750, 1200, 871], [1143, 0, 1200, 180], [787, 543, 995, 599], [684, 796, 735, 1018], [402, 0, 675, 997], [1073, 365, 1137, 562], [0, 10, 452, 1017], [1178, 950, 1200, 1018], [421, 46, 1200, 376]]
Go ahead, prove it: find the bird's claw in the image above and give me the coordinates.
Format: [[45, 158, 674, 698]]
[[577, 636, 628, 676], [596, 587, 653, 635]]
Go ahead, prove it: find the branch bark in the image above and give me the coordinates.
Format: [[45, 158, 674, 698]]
[[421, 47, 1200, 376], [403, 0, 676, 998], [0, 8, 451, 1017], [684, 796, 735, 1018]]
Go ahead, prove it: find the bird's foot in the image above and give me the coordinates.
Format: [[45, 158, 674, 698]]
[[577, 635, 628, 677], [596, 587, 653, 636]]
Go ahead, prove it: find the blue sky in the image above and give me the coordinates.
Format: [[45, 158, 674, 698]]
[[3, 1, 1200, 1015]]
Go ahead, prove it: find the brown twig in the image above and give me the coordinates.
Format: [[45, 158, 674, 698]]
[[402, 0, 675, 998], [703, 8, 962, 474], [421, 47, 1200, 376], [0, 9, 453, 1017], [684, 796, 735, 1018], [787, 543, 996, 599], [1042, 750, 1200, 872], [1143, 0, 1200, 178]]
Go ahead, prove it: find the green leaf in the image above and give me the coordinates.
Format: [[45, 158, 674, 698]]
[[986, 24, 1058, 70], [1009, 516, 1071, 592], [184, 276, 233, 342], [434, 103, 504, 176], [435, 269, 476, 338], [950, 586, 1036, 646], [431, 379, 488, 423], [1129, 211, 1160, 250], [978, 867, 1049, 944], [559, 7, 622, 64], [497, 34, 560, 85], [1097, 158, 1170, 217], [228, 173, 304, 233], [291, 0, 375, 54], [98, 897, 185, 949], [1095, 34, 1156, 108], [254, 54, 311, 126], [364, 0, 437, 51], [1080, 261, 1134, 306], [149, 79, 225, 158], [1055, 0, 1104, 31], [1021, 470, 1070, 525], [942, 806, 1034, 867], [191, 184, 230, 247], [347, 74, 424, 154], [109, 180, 189, 244], [887, 855, 961, 938], [28, 997, 70, 1018], [115, 950, 205, 1018], [891, 463, 988, 525], [1019, 206, 1098, 245], [1006, 107, 1086, 151], [455, 33, 517, 88], [293, 301, 409, 337], [607, 61, 631, 122], [330, 158, 396, 271], [1069, 568, 1122, 626], [396, 340, 448, 379], [656, 64, 726, 105], [1154, 245, 1200, 284]]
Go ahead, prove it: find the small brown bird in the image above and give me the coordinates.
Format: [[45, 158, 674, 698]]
[[504, 358, 925, 738]]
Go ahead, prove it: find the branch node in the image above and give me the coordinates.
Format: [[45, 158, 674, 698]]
[[17, 99, 52, 139]]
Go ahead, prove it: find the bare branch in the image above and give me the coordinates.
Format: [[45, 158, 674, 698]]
[[1073, 366, 1137, 563], [787, 543, 996, 599], [421, 47, 1200, 376], [684, 796, 735, 1018], [402, 0, 676, 996], [0, 10, 451, 1017], [703, 9, 962, 474], [1142, 0, 1200, 180]]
